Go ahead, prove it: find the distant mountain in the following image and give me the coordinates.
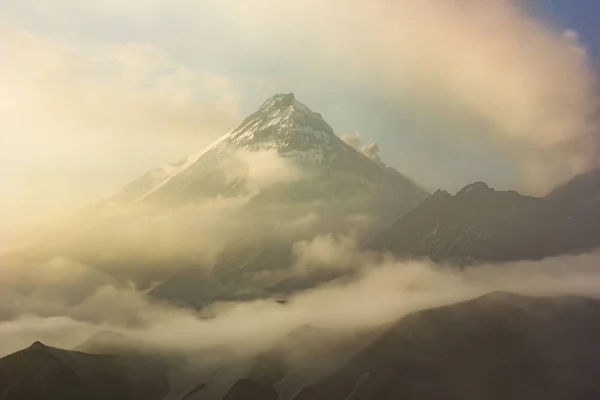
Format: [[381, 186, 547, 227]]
[[371, 172, 600, 263], [0, 341, 169, 400], [140, 94, 428, 306], [110, 93, 427, 219], [295, 292, 600, 400], [545, 169, 600, 250], [547, 169, 600, 209]]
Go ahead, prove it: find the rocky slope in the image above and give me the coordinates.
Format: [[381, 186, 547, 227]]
[[371, 172, 600, 263], [295, 292, 600, 400], [0, 341, 169, 400]]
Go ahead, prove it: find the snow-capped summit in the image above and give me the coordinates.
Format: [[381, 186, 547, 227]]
[[110, 93, 428, 210], [220, 93, 338, 163], [257, 92, 302, 113]]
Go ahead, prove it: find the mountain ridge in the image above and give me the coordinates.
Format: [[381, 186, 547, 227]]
[[0, 341, 170, 400], [371, 171, 600, 263], [294, 292, 600, 400]]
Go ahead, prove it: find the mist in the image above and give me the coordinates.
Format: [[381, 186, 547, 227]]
[[1, 148, 382, 294], [0, 26, 240, 239], [3, 130, 600, 357], [4, 236, 600, 357], [3, 3, 600, 400]]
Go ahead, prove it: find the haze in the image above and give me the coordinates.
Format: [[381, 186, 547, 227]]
[[2, 2, 600, 399], [2, 0, 599, 239]]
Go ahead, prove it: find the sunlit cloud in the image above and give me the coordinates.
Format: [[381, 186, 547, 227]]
[[0, 26, 241, 237], [3, 244, 600, 356]]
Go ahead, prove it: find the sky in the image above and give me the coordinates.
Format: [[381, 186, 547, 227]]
[[1, 0, 599, 236]]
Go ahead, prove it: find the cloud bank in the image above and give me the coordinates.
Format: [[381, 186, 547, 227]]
[[1, 149, 372, 289], [4, 239, 600, 357]]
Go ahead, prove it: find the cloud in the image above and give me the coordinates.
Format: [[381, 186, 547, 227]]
[[292, 234, 362, 276], [0, 27, 239, 137], [341, 133, 385, 167], [1, 257, 116, 306], [233, 150, 307, 192], [0, 149, 328, 288], [4, 241, 600, 357], [0, 26, 241, 238]]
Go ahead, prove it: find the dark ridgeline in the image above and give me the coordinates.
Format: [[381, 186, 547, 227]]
[[294, 292, 600, 400], [0, 341, 169, 400], [371, 170, 600, 264]]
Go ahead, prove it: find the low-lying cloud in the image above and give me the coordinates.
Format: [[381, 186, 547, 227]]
[[2, 150, 375, 289], [4, 241, 600, 357], [341, 133, 385, 168]]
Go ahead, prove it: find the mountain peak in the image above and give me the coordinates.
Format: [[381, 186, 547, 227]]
[[110, 92, 428, 207], [456, 181, 492, 197], [259, 92, 296, 110], [255, 92, 314, 119], [222, 93, 337, 160]]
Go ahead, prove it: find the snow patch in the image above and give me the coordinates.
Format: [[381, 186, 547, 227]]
[[133, 133, 231, 203]]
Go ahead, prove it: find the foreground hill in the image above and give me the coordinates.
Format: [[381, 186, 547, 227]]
[[0, 341, 169, 400], [295, 292, 600, 400]]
